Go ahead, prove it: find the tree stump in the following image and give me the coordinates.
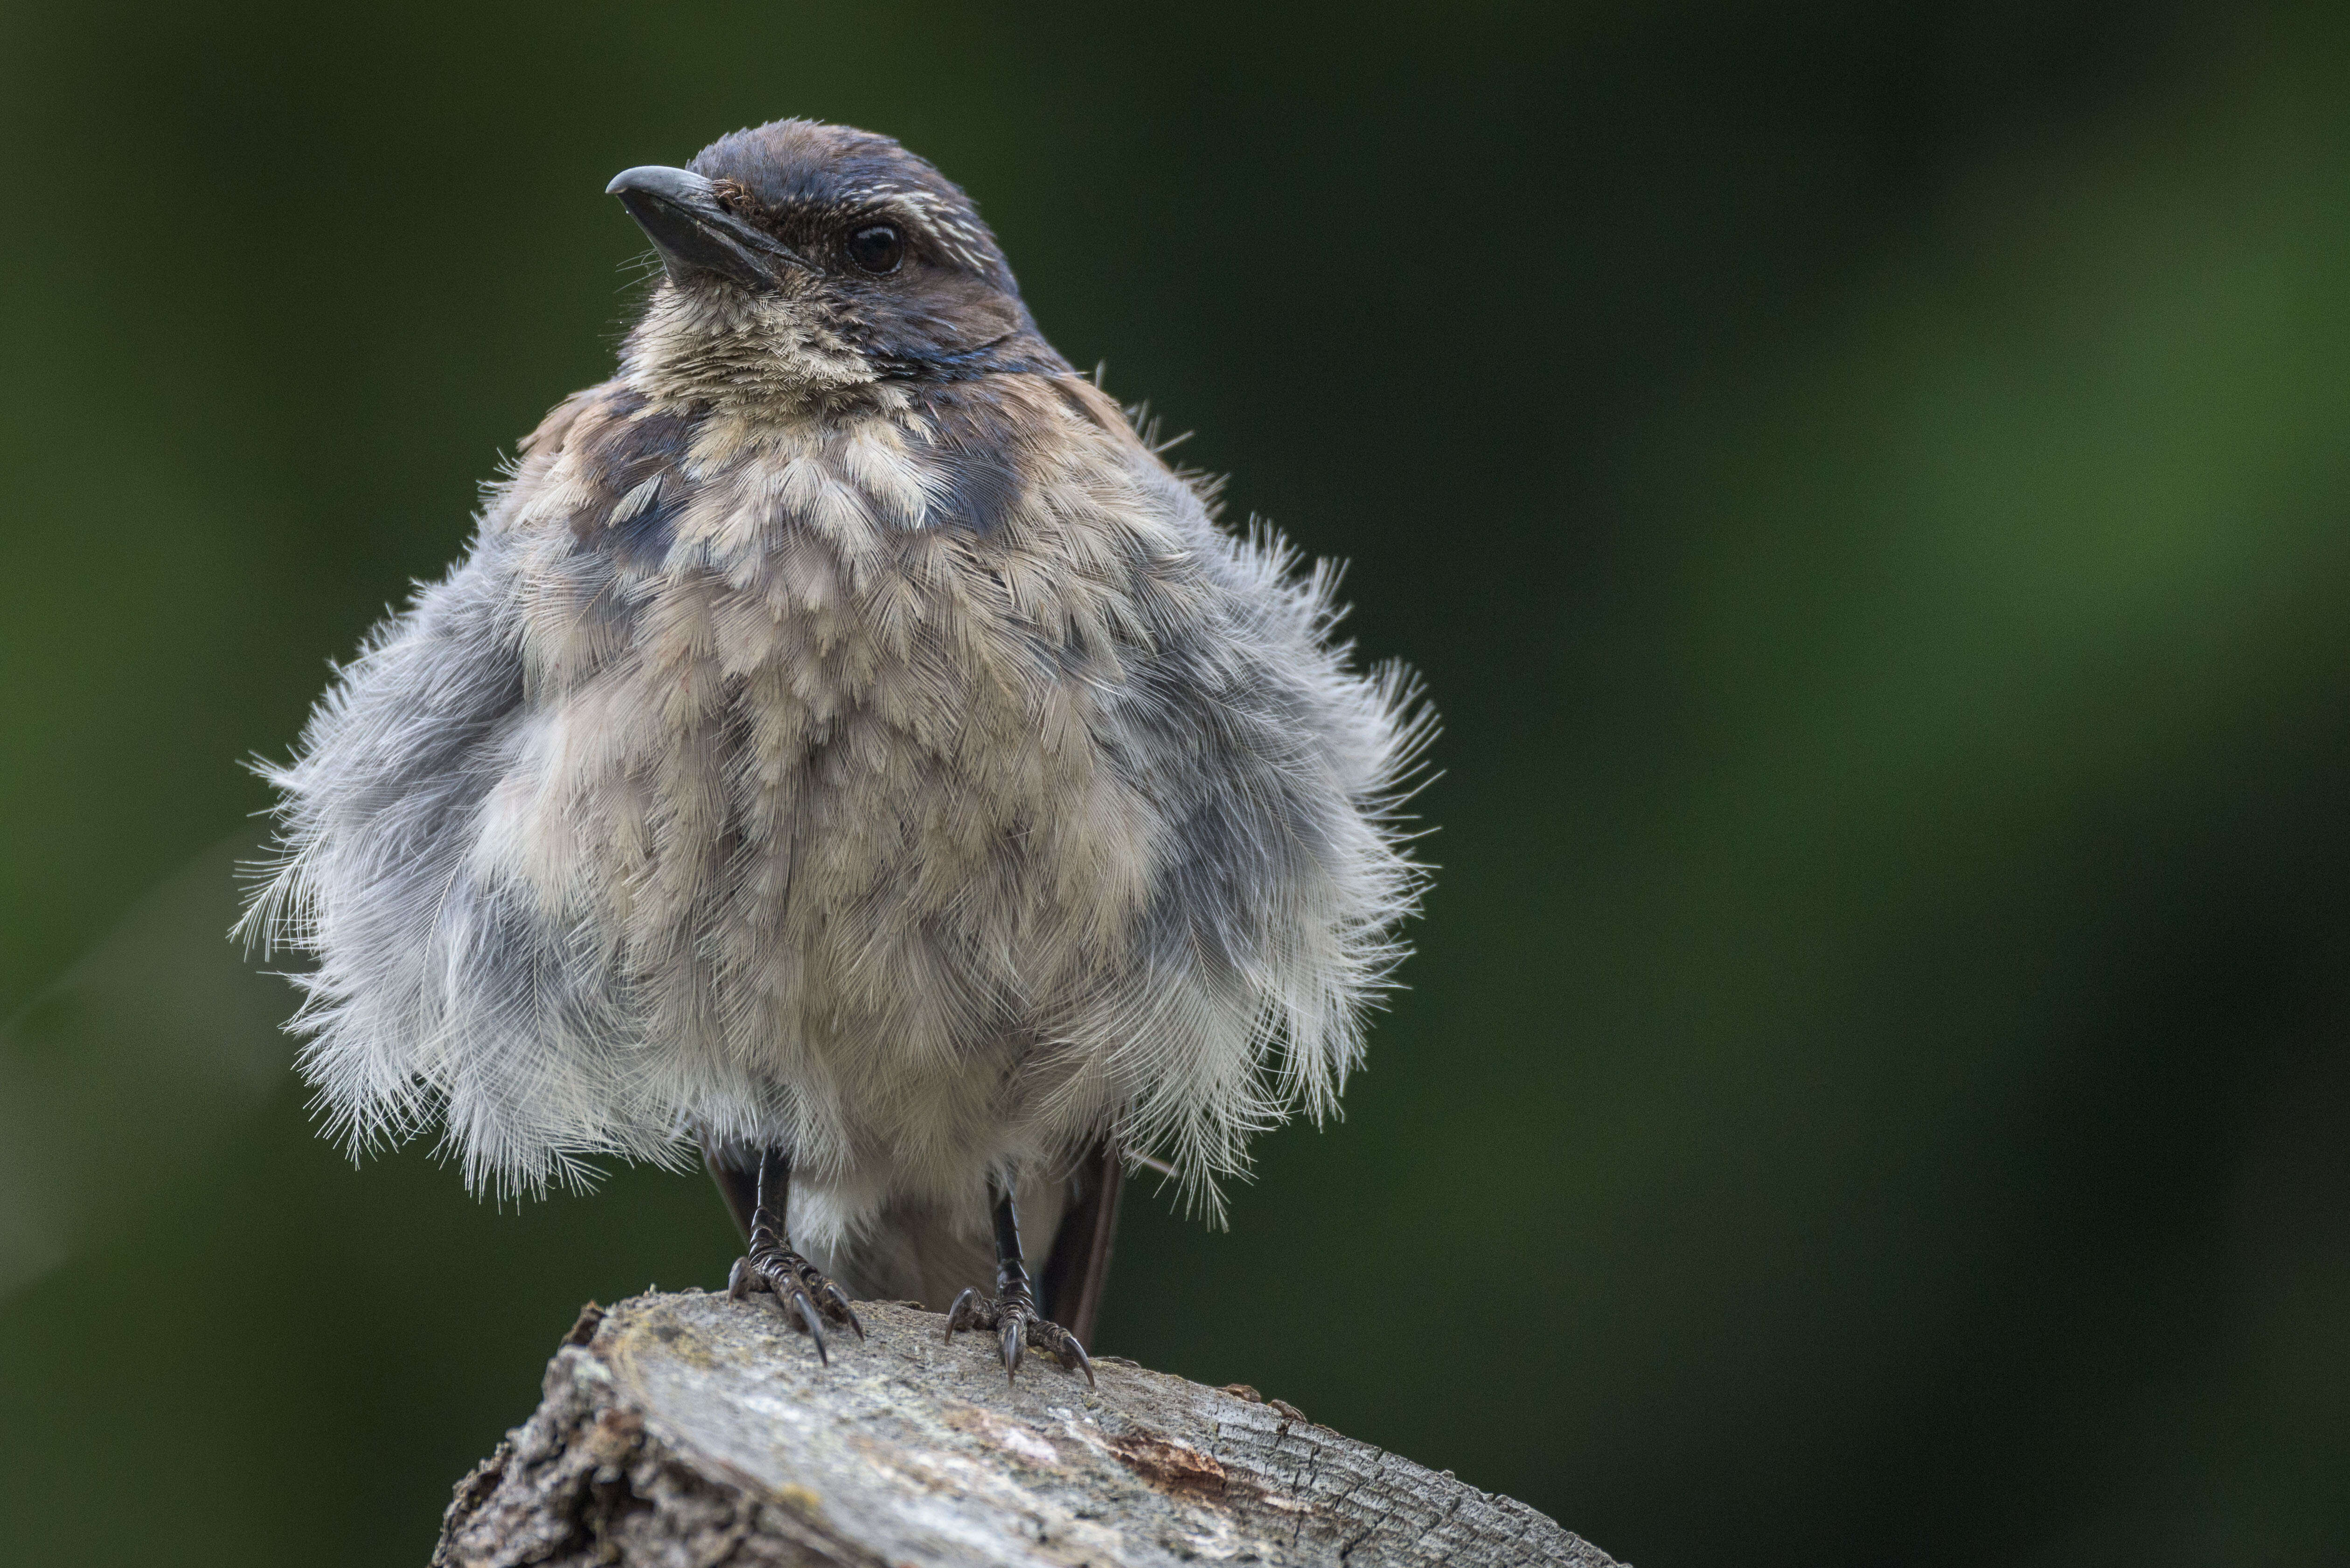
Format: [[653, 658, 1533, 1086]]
[[432, 1291, 1618, 1567]]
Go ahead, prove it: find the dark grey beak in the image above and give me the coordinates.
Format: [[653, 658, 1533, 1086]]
[[606, 165, 817, 291]]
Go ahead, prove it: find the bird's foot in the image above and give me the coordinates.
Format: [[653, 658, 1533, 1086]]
[[728, 1241, 863, 1364], [944, 1286, 1096, 1389]]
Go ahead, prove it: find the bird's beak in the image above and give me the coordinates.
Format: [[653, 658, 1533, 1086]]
[[605, 165, 818, 291]]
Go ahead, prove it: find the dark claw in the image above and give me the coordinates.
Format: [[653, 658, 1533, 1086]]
[[945, 1286, 981, 1344], [1025, 1312, 1097, 1391], [820, 1281, 867, 1340], [792, 1290, 830, 1364], [942, 1288, 1092, 1388], [1063, 1333, 1097, 1392], [1000, 1317, 1024, 1382], [729, 1242, 860, 1367]]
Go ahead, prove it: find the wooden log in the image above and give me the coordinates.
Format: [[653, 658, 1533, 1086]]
[[432, 1291, 1619, 1567]]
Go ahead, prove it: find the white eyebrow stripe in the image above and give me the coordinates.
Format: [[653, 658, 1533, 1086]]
[[769, 182, 1000, 274]]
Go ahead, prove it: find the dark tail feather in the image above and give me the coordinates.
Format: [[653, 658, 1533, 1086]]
[[702, 1133, 759, 1242], [1038, 1140, 1124, 1347]]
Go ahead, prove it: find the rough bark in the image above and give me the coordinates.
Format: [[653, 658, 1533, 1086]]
[[432, 1290, 1618, 1568]]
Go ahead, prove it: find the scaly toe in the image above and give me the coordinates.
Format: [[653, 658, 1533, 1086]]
[[1033, 1317, 1097, 1390], [730, 1245, 861, 1366], [944, 1293, 1091, 1388]]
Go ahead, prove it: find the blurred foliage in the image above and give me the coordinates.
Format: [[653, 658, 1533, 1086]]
[[3, 1, 2347, 1563]]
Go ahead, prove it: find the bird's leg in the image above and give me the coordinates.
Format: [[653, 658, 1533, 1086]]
[[944, 1176, 1096, 1389], [723, 1147, 863, 1363]]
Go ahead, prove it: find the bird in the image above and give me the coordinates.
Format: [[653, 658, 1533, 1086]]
[[239, 117, 1430, 1385]]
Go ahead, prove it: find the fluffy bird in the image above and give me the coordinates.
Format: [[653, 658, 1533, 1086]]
[[241, 118, 1429, 1381]]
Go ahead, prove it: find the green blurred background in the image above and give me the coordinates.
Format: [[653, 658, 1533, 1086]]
[[3, 1, 2347, 1562]]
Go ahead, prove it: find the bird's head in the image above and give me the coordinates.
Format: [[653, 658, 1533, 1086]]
[[608, 119, 1053, 409]]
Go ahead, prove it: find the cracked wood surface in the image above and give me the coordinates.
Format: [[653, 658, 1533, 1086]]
[[433, 1290, 1617, 1567]]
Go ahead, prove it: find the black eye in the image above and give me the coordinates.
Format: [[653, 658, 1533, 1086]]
[[847, 223, 905, 275]]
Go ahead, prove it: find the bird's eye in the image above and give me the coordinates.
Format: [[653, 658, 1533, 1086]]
[[847, 224, 905, 275]]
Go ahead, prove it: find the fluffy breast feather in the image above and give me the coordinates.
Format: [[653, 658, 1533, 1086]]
[[242, 372, 1427, 1232]]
